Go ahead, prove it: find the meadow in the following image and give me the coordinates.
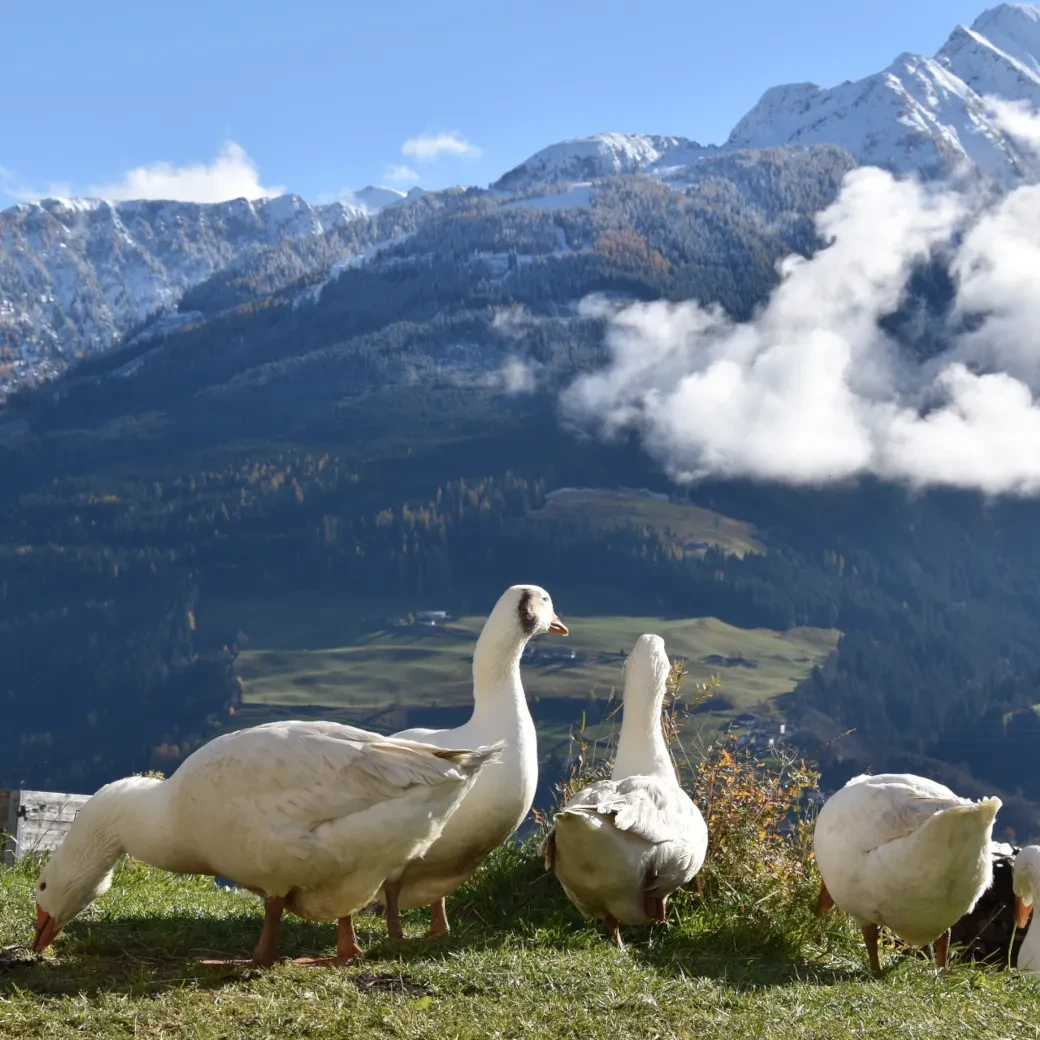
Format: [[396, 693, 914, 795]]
[[3, 843, 1039, 1039], [209, 591, 840, 773]]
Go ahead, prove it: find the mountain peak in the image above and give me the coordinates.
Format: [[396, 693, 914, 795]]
[[493, 132, 708, 192]]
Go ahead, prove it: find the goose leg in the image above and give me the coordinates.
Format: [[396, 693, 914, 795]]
[[644, 894, 667, 923], [862, 923, 881, 974], [816, 880, 834, 916], [606, 914, 625, 950], [428, 897, 450, 939], [934, 929, 950, 970], [198, 894, 287, 967], [383, 881, 407, 941], [294, 915, 364, 967]]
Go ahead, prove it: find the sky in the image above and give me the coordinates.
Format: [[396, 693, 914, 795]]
[[0, 0, 994, 208]]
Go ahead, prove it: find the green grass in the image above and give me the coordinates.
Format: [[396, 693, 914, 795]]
[[218, 596, 839, 762], [3, 851, 1039, 1039], [526, 488, 765, 558]]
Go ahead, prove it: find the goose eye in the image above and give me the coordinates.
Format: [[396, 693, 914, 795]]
[[39, 882, 46, 891]]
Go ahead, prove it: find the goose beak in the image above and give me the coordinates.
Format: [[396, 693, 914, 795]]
[[32, 904, 62, 953], [548, 615, 569, 636], [1017, 897, 1033, 930]]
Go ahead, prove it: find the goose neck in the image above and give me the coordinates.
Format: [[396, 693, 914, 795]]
[[471, 630, 529, 724], [612, 689, 674, 782]]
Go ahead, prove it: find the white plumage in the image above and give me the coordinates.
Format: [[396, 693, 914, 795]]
[[32, 720, 500, 965], [814, 772, 1001, 971], [542, 633, 708, 946], [1012, 844, 1040, 975], [379, 584, 568, 939]]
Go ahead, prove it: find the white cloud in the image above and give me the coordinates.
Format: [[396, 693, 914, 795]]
[[500, 357, 538, 395], [90, 142, 282, 203], [985, 96, 1040, 149], [402, 131, 482, 162], [383, 164, 420, 185], [560, 163, 1040, 496]]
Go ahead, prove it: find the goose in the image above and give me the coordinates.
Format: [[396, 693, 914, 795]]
[[1012, 845, 1040, 975], [541, 633, 708, 948], [814, 772, 1001, 972], [379, 584, 568, 939], [31, 720, 500, 966]]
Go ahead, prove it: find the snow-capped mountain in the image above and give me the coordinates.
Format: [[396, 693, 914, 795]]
[[0, 194, 375, 387], [6, 3, 1040, 395], [727, 3, 1040, 181], [493, 134, 713, 192]]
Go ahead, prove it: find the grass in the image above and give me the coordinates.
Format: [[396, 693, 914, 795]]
[[526, 488, 765, 558], [3, 851, 1040, 1039]]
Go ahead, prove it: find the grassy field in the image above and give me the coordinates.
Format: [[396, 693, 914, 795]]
[[526, 488, 765, 558], [214, 594, 839, 766], [3, 851, 1039, 1040]]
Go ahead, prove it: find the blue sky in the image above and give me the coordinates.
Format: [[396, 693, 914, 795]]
[[1, 0, 994, 207]]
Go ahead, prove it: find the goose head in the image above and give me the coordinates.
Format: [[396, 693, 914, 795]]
[[31, 783, 131, 952], [624, 634, 671, 708], [485, 584, 568, 645], [1013, 845, 1040, 929]]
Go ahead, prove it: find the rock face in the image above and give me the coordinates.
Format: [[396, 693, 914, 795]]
[[949, 842, 1025, 966]]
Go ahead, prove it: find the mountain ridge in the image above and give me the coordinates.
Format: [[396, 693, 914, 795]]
[[4, 3, 1040, 392]]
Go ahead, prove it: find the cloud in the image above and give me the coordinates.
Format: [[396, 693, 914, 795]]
[[401, 131, 482, 162], [500, 357, 538, 395], [560, 162, 1040, 497], [90, 142, 282, 203], [985, 96, 1040, 150], [2, 143, 282, 205], [383, 164, 420, 185]]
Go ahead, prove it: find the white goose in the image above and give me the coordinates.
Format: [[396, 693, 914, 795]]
[[541, 634, 708, 948], [814, 772, 1001, 972], [31, 720, 500, 966], [379, 584, 568, 939], [1012, 845, 1040, 975]]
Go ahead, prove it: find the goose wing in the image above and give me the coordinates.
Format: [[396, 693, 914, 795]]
[[839, 773, 970, 850], [180, 720, 495, 842]]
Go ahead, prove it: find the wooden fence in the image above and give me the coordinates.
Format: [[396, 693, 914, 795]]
[[0, 789, 91, 866]]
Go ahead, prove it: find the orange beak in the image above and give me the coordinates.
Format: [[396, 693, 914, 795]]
[[548, 615, 568, 636], [1017, 897, 1033, 930], [32, 904, 62, 953]]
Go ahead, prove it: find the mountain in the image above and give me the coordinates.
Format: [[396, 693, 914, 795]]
[[492, 134, 714, 192], [0, 194, 365, 390], [5, 3, 1040, 396], [727, 3, 1040, 181]]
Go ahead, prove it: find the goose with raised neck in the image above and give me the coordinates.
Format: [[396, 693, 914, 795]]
[[31, 720, 500, 965], [814, 772, 1001, 973], [381, 584, 568, 939], [542, 634, 708, 948], [1013, 845, 1040, 974]]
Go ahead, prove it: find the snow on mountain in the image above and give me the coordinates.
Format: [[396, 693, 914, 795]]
[[0, 193, 369, 391], [727, 3, 1040, 181], [492, 134, 712, 192], [7, 4, 1040, 395]]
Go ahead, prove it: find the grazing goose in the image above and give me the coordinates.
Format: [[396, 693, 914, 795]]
[[541, 633, 708, 948], [814, 772, 1001, 972], [379, 584, 568, 939], [1012, 845, 1040, 975], [31, 720, 500, 966]]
